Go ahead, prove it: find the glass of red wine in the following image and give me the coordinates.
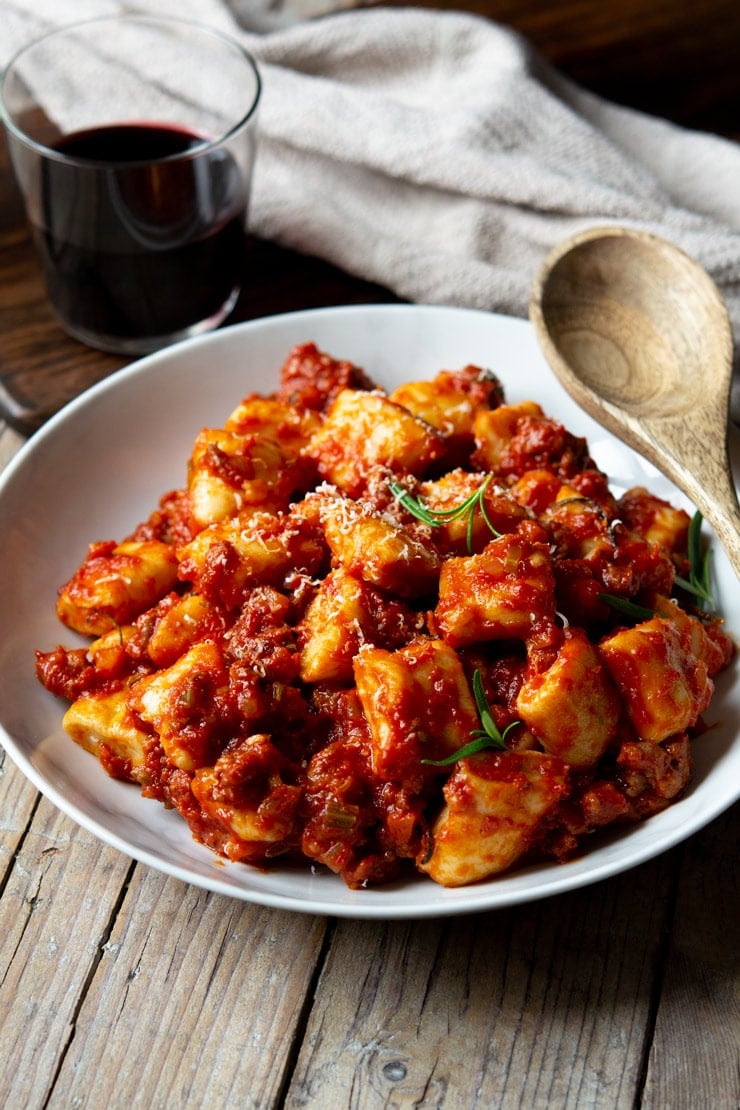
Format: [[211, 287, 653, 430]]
[[1, 16, 261, 354]]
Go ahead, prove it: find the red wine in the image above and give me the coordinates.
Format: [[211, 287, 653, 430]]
[[34, 122, 248, 349]]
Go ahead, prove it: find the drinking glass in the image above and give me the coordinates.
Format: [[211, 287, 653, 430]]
[[1, 16, 261, 354]]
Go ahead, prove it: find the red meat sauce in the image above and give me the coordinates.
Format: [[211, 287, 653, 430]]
[[35, 342, 736, 889]]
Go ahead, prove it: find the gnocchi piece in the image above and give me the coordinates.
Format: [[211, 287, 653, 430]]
[[618, 487, 691, 552], [177, 510, 325, 607], [416, 469, 527, 555], [353, 638, 479, 781], [419, 750, 570, 886], [129, 641, 232, 771], [298, 569, 370, 683], [86, 624, 135, 679], [483, 411, 592, 480], [188, 428, 308, 530], [304, 388, 445, 496], [144, 592, 222, 669], [57, 539, 178, 636], [298, 568, 418, 684], [389, 365, 503, 463], [191, 734, 301, 861], [316, 490, 440, 598], [599, 602, 715, 743], [541, 494, 614, 562], [225, 393, 321, 448], [509, 469, 575, 514], [63, 687, 151, 783], [472, 401, 543, 470], [434, 530, 555, 646], [516, 628, 621, 769]]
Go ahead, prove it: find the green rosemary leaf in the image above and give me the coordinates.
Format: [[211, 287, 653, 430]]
[[683, 510, 715, 610], [422, 669, 516, 766], [389, 474, 500, 553], [421, 734, 501, 766], [477, 488, 500, 537], [598, 593, 655, 621], [471, 669, 503, 745], [673, 574, 713, 605], [441, 487, 480, 522], [388, 480, 441, 526], [687, 509, 703, 585], [466, 507, 476, 557]]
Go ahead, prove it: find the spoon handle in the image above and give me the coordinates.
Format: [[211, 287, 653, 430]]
[[639, 419, 740, 583], [578, 398, 740, 584]]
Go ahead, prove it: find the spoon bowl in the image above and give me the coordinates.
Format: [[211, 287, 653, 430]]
[[530, 226, 740, 580]]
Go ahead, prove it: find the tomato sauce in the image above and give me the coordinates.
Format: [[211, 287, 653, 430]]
[[35, 342, 736, 889]]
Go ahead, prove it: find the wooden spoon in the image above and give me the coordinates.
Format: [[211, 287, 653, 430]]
[[529, 225, 740, 581]]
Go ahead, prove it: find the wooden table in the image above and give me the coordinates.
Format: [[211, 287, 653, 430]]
[[1, 4, 738, 1106]]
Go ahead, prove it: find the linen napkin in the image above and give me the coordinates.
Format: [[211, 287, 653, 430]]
[[5, 0, 740, 415]]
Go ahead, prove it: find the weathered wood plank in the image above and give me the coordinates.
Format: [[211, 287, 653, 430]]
[[1, 9, 739, 1107], [286, 854, 678, 1108], [0, 795, 132, 1107], [47, 864, 329, 1108], [0, 750, 41, 878], [641, 805, 740, 1110]]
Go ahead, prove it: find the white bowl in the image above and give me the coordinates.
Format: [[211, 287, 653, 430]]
[[0, 304, 737, 918]]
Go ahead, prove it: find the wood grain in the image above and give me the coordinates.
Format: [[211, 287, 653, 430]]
[[48, 870, 329, 1106], [1, 3, 739, 1106], [641, 807, 740, 1109], [1, 732, 737, 1106], [286, 856, 678, 1107], [0, 797, 132, 1106], [530, 226, 740, 578]]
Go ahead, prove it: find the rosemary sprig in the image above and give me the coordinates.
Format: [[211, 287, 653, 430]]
[[598, 594, 655, 621], [422, 669, 519, 766], [674, 511, 714, 611], [389, 475, 501, 554]]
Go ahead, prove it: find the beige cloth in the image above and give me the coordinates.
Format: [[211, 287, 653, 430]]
[[5, 0, 740, 412]]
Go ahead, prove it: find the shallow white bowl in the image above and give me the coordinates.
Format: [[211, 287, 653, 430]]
[[0, 304, 737, 918]]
